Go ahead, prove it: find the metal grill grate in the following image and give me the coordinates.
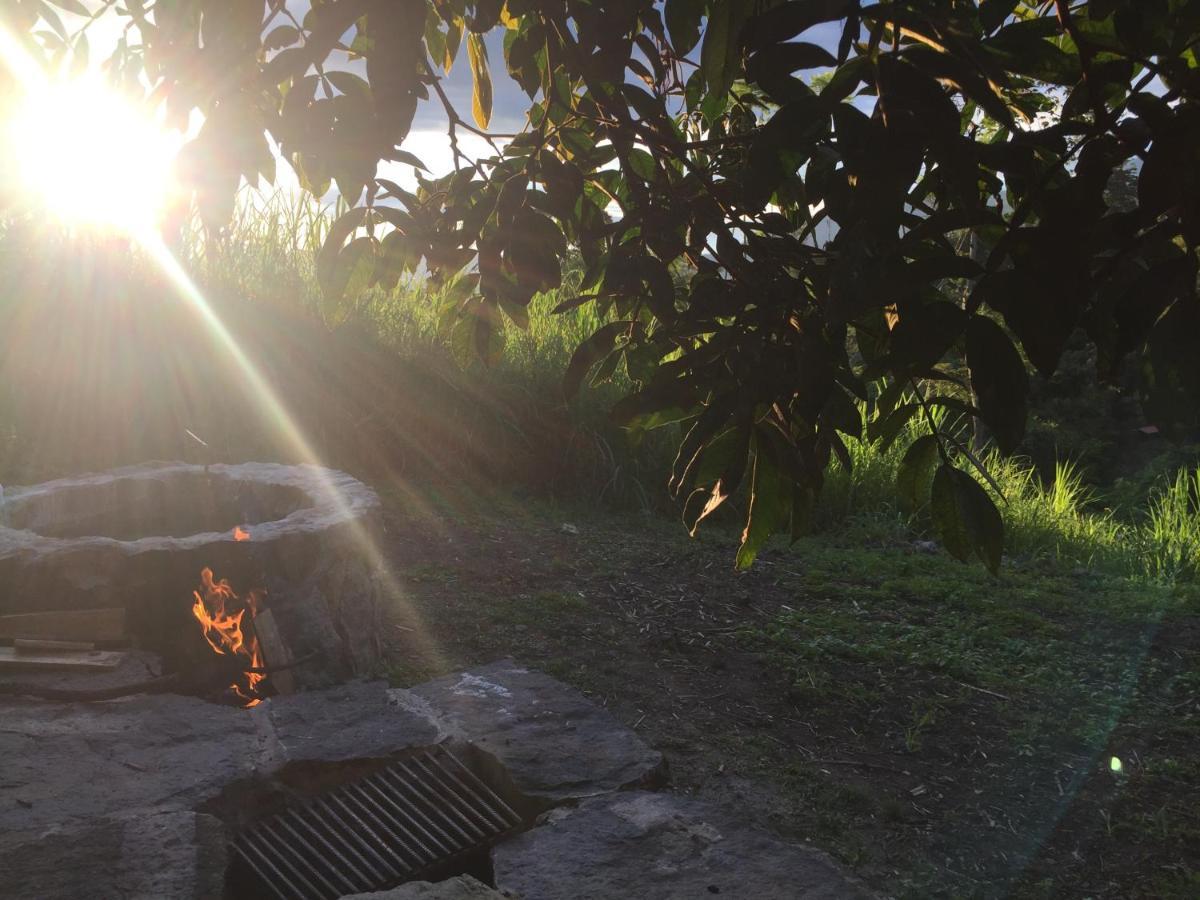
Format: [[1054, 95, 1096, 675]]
[[231, 745, 523, 900]]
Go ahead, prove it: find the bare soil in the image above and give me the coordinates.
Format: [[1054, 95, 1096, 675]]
[[376, 492, 1200, 899]]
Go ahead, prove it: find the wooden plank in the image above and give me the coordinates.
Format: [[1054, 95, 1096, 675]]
[[0, 608, 126, 642], [14, 638, 96, 652], [252, 609, 296, 695], [0, 647, 125, 671]]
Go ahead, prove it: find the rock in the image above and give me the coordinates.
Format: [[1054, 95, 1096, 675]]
[[492, 791, 876, 900], [0, 810, 227, 900], [403, 659, 664, 805], [0, 461, 386, 687], [0, 693, 261, 833], [339, 874, 505, 899], [0, 681, 437, 834], [264, 678, 439, 763]]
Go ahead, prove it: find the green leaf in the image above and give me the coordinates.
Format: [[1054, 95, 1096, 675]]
[[386, 148, 428, 170], [664, 0, 704, 55], [896, 434, 940, 514], [46, 0, 89, 16], [316, 206, 371, 297], [966, 315, 1029, 454], [563, 321, 628, 400], [700, 2, 749, 103], [868, 401, 920, 451], [736, 439, 790, 570], [931, 465, 1004, 574], [264, 25, 300, 51], [467, 32, 492, 129], [508, 208, 564, 291], [682, 422, 752, 535], [321, 236, 376, 326]]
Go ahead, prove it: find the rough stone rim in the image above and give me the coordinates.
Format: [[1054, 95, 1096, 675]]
[[0, 461, 380, 556]]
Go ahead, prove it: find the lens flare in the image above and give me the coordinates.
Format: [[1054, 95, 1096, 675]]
[[4, 75, 181, 231]]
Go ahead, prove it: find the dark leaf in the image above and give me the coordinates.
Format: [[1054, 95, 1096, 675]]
[[736, 438, 790, 569], [966, 315, 1029, 454], [743, 0, 856, 51], [683, 423, 753, 535], [888, 302, 968, 373], [563, 321, 628, 400], [979, 0, 1019, 33], [664, 0, 704, 55], [931, 465, 1004, 574], [897, 434, 940, 514], [700, 3, 749, 102], [264, 25, 300, 51]]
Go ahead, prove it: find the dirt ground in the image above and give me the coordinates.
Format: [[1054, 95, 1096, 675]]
[[374, 490, 1200, 900]]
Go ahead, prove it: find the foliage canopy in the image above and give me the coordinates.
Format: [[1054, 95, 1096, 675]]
[[9, 0, 1200, 569]]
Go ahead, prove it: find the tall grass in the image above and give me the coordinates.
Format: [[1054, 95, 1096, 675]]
[[816, 395, 1200, 583], [1144, 467, 1200, 582], [168, 190, 1200, 578], [173, 189, 677, 510]]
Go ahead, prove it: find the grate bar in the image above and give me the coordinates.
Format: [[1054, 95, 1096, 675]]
[[290, 805, 377, 890], [360, 774, 452, 859], [257, 820, 337, 900], [270, 818, 355, 897], [409, 755, 492, 840], [378, 766, 471, 848], [234, 747, 521, 900], [394, 759, 483, 844], [234, 828, 319, 900], [343, 781, 431, 865], [421, 752, 514, 833], [436, 747, 523, 829], [311, 796, 394, 884], [370, 769, 462, 853]]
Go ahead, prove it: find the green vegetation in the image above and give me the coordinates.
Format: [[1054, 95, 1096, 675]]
[[170, 189, 1200, 589], [32, 0, 1200, 573]]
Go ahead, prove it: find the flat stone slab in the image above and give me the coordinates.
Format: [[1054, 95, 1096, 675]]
[[339, 874, 505, 899], [492, 791, 876, 900], [0, 810, 227, 900], [0, 681, 435, 834], [400, 659, 665, 804], [265, 678, 440, 764]]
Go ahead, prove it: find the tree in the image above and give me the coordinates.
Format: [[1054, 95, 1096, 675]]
[[10, 0, 1200, 570]]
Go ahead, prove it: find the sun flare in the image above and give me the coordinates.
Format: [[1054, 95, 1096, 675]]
[[4, 75, 181, 233]]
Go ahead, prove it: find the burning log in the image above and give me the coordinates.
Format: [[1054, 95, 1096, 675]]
[[190, 567, 266, 706]]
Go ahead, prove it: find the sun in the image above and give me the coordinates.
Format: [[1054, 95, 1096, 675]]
[[4, 75, 182, 233]]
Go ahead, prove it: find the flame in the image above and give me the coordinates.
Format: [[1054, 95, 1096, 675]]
[[233, 526, 250, 541], [190, 567, 266, 706]]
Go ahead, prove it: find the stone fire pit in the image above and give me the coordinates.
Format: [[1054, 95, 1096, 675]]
[[0, 465, 874, 898], [0, 461, 385, 687]]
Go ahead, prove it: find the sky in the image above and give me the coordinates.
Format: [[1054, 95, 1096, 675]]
[[66, 3, 846, 199]]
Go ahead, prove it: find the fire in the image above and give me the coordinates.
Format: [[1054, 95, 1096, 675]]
[[233, 526, 250, 541], [190, 567, 266, 705]]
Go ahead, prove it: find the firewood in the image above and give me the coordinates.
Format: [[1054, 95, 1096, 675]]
[[14, 638, 96, 652], [251, 609, 296, 695], [0, 608, 126, 642], [0, 647, 124, 670]]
